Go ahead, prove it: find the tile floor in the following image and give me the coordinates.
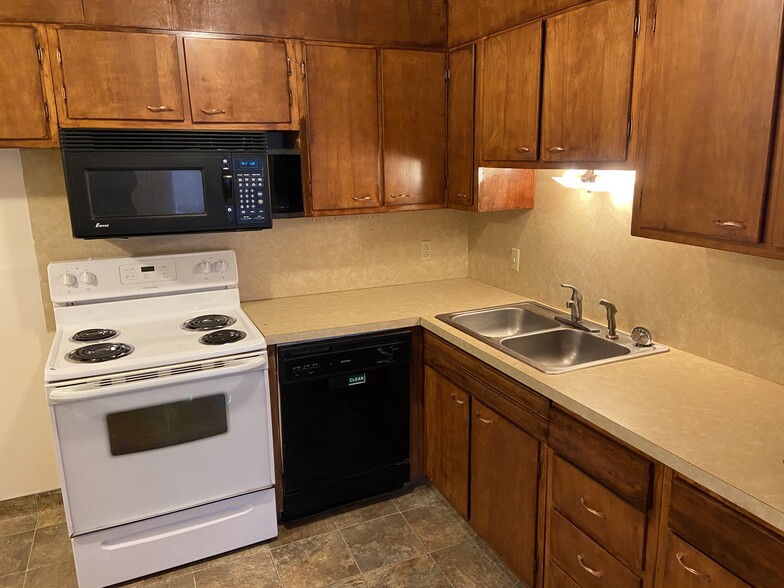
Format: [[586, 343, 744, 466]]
[[0, 485, 522, 587]]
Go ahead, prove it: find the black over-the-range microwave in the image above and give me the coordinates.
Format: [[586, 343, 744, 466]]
[[61, 129, 304, 239]]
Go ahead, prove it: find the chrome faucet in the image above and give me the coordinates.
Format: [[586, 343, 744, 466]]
[[561, 284, 583, 322], [599, 299, 618, 339]]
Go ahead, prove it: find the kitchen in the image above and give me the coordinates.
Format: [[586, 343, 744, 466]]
[[2, 0, 784, 587]]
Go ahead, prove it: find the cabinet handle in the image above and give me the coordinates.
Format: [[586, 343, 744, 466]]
[[515, 147, 531, 153], [475, 412, 492, 424], [577, 554, 603, 578], [675, 552, 711, 582], [200, 107, 227, 115], [352, 196, 372, 202], [579, 497, 607, 519], [146, 105, 175, 112], [388, 194, 412, 199], [450, 393, 465, 406], [712, 219, 747, 229], [547, 147, 566, 153], [457, 193, 469, 200]]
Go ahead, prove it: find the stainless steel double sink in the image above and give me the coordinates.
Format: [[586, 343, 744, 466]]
[[436, 301, 667, 374]]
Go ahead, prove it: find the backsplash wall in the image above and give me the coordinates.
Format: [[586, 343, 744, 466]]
[[468, 170, 784, 386], [21, 150, 470, 329]]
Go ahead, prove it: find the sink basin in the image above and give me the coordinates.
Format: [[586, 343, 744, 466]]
[[449, 307, 560, 338], [501, 329, 630, 371], [436, 301, 667, 374]]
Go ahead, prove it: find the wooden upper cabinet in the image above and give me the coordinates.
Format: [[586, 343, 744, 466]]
[[83, 0, 175, 29], [635, 0, 783, 245], [56, 29, 185, 122], [0, 0, 83, 23], [0, 25, 53, 144], [184, 38, 291, 124], [481, 23, 542, 162], [382, 50, 446, 207], [447, 45, 476, 208], [305, 44, 380, 211], [471, 400, 540, 586], [541, 0, 636, 162]]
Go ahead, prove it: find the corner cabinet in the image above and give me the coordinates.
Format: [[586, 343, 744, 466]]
[[633, 0, 784, 260], [0, 24, 57, 147], [304, 44, 446, 214], [423, 332, 548, 587]]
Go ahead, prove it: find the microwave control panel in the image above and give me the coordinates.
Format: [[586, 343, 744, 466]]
[[222, 154, 272, 229]]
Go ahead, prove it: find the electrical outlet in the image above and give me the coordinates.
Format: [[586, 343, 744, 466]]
[[420, 240, 432, 261], [510, 248, 520, 272]]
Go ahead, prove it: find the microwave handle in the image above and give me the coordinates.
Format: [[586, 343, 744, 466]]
[[222, 168, 234, 204]]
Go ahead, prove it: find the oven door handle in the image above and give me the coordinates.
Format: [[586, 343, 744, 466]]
[[48, 352, 267, 404]]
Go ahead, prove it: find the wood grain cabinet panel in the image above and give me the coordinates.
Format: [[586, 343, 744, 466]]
[[0, 25, 51, 142], [381, 50, 446, 207], [446, 44, 476, 209], [481, 23, 542, 162], [658, 532, 750, 588], [471, 400, 540, 587], [541, 0, 635, 162], [634, 0, 783, 244], [423, 366, 469, 519], [546, 562, 581, 588], [305, 44, 381, 211], [0, 0, 83, 23], [83, 0, 175, 29], [184, 37, 291, 124], [56, 29, 184, 122]]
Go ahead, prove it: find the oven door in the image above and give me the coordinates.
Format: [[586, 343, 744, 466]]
[[62, 151, 235, 238], [48, 352, 274, 536]]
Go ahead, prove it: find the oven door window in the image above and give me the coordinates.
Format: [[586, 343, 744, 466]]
[[88, 169, 206, 218], [107, 394, 227, 456]]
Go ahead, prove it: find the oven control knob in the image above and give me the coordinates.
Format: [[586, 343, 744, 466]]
[[79, 271, 97, 286], [60, 272, 77, 288], [213, 260, 228, 273], [198, 261, 212, 275]]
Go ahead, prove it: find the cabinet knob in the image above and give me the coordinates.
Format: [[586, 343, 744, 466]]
[[675, 552, 711, 582], [547, 146, 566, 153], [712, 219, 747, 229], [200, 108, 227, 115], [146, 105, 174, 112], [515, 147, 531, 153]]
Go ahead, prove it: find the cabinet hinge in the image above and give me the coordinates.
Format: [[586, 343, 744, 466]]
[[289, 88, 293, 106], [301, 60, 307, 78], [537, 461, 543, 479], [652, 13, 657, 33], [286, 56, 292, 76], [634, 13, 640, 37], [56, 48, 62, 66], [61, 86, 67, 102], [445, 68, 450, 81], [36, 45, 43, 64], [308, 181, 313, 196], [43, 101, 50, 120], [627, 116, 634, 139]]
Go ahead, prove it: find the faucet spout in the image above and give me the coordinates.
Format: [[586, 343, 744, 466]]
[[560, 283, 583, 322]]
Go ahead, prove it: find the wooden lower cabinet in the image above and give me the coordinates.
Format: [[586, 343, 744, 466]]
[[471, 400, 540, 586], [423, 365, 469, 519], [658, 532, 750, 588]]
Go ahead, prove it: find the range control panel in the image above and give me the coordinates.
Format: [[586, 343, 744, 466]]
[[49, 250, 239, 306]]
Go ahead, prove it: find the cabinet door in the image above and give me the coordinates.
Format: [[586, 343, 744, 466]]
[[185, 37, 291, 124], [0, 25, 50, 141], [636, 0, 782, 244], [658, 532, 750, 588], [471, 400, 540, 586], [541, 0, 635, 162], [306, 44, 381, 211], [481, 23, 541, 162], [57, 29, 184, 121], [382, 50, 446, 207], [447, 44, 475, 209], [424, 366, 469, 519]]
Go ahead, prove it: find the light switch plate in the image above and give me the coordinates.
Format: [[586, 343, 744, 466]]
[[510, 248, 520, 271]]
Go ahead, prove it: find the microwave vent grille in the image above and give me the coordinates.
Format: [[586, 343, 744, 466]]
[[60, 129, 269, 152]]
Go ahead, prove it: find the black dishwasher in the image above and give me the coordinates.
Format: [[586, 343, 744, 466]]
[[278, 330, 411, 521]]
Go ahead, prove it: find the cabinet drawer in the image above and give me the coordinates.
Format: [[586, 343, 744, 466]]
[[550, 510, 641, 588], [549, 407, 652, 511], [546, 562, 580, 588], [669, 477, 784, 587], [552, 454, 646, 571], [660, 532, 750, 588]]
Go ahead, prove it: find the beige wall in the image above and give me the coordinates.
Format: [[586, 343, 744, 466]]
[[469, 170, 784, 386], [0, 151, 59, 500], [21, 150, 470, 330]]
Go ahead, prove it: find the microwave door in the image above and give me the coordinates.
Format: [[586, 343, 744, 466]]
[[63, 152, 232, 238]]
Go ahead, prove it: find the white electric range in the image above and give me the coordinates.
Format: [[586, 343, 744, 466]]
[[44, 250, 277, 588]]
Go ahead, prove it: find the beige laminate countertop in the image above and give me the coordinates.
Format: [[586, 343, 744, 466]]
[[242, 278, 784, 533]]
